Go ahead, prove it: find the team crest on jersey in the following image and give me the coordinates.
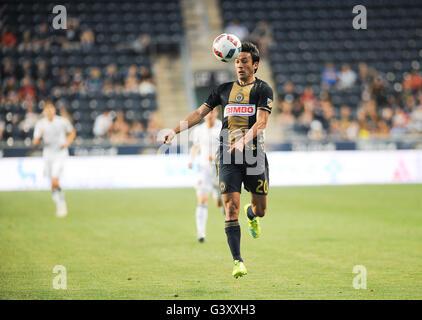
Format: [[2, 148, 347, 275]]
[[235, 93, 244, 102], [219, 181, 227, 193], [224, 104, 256, 117]]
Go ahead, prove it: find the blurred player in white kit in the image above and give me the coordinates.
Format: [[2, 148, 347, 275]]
[[188, 108, 224, 242], [33, 101, 76, 217]]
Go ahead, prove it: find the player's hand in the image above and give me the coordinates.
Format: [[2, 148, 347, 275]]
[[162, 130, 176, 144], [229, 139, 245, 153], [208, 155, 214, 162], [188, 162, 193, 169]]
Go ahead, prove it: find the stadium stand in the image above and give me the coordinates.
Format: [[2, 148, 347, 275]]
[[220, 0, 422, 140], [0, 0, 184, 146]]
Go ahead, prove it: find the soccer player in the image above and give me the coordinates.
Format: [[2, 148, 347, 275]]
[[163, 42, 273, 278], [188, 108, 224, 243], [33, 101, 76, 217]]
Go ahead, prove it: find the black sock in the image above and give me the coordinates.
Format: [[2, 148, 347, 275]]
[[225, 220, 242, 262], [246, 205, 256, 220]]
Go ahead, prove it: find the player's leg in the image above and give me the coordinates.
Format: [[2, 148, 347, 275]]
[[51, 158, 67, 217], [213, 192, 225, 216], [243, 154, 269, 238], [195, 192, 209, 242], [222, 192, 246, 278], [195, 168, 213, 242]]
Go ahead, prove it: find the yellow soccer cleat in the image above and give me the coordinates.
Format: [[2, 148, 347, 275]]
[[232, 260, 247, 278], [244, 204, 261, 239]]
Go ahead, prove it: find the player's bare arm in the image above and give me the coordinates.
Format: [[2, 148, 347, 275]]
[[62, 129, 77, 148], [33, 136, 41, 147], [162, 104, 211, 144], [229, 109, 269, 153]]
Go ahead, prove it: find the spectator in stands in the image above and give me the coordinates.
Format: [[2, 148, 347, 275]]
[[19, 77, 36, 102], [277, 100, 295, 128], [373, 120, 390, 138], [308, 120, 325, 140], [104, 64, 122, 88], [321, 62, 338, 89], [36, 59, 49, 81], [51, 67, 70, 95], [2, 77, 19, 96], [300, 86, 317, 104], [86, 68, 102, 92], [80, 29, 95, 51], [139, 78, 156, 95], [130, 120, 145, 140], [280, 81, 297, 106], [124, 65, 140, 93], [225, 19, 249, 41], [358, 62, 370, 85], [380, 106, 393, 128], [408, 95, 422, 133], [139, 66, 152, 82], [36, 79, 49, 100], [19, 59, 34, 79], [18, 30, 34, 52], [1, 27, 16, 48], [295, 101, 314, 136], [337, 64, 357, 89], [0, 119, 4, 140], [65, 18, 81, 46], [391, 108, 409, 137], [370, 74, 388, 107], [2, 58, 15, 79], [35, 23, 51, 50], [19, 100, 38, 134], [70, 67, 86, 93], [250, 20, 273, 59], [403, 69, 422, 93], [109, 110, 132, 144], [93, 110, 113, 138], [404, 95, 417, 114], [146, 112, 163, 143], [130, 33, 152, 55]]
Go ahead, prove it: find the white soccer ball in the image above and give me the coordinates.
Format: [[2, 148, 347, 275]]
[[212, 33, 242, 62]]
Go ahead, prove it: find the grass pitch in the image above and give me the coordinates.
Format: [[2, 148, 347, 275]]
[[0, 185, 421, 300]]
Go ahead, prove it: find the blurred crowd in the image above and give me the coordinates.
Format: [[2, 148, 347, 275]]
[[1, 20, 162, 145], [277, 63, 422, 140], [225, 18, 422, 141]]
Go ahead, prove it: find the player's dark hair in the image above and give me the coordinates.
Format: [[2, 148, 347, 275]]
[[43, 99, 55, 108], [241, 41, 260, 73]]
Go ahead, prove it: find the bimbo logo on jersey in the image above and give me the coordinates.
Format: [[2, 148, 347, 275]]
[[224, 104, 256, 117]]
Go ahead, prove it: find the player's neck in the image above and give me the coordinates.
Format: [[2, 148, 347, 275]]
[[47, 115, 55, 122], [237, 75, 255, 86], [206, 120, 215, 128]]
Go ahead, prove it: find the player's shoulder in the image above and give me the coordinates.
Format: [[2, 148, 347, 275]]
[[36, 117, 47, 126], [55, 115, 70, 124], [255, 78, 273, 91]]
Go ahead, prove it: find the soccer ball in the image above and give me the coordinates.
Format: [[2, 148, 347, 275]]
[[212, 33, 242, 62]]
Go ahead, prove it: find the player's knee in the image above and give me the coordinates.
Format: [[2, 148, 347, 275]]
[[225, 200, 239, 218], [253, 204, 266, 217], [51, 178, 60, 189]]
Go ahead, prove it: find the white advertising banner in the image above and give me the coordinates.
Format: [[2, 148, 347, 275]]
[[0, 150, 421, 191]]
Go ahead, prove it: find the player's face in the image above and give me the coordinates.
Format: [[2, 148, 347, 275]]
[[235, 52, 257, 82], [43, 104, 56, 119]]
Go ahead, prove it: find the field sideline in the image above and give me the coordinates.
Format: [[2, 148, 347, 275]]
[[0, 185, 421, 300]]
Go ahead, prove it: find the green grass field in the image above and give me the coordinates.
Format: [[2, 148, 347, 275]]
[[0, 185, 421, 300]]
